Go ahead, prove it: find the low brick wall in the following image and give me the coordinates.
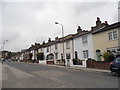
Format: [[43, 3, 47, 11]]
[[46, 61, 54, 65], [86, 60, 110, 70]]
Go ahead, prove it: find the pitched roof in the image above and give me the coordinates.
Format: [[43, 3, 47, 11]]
[[92, 22, 120, 34], [73, 30, 90, 39], [28, 44, 41, 50]]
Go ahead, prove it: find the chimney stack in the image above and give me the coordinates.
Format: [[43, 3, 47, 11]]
[[96, 17, 101, 26], [42, 41, 45, 44], [35, 43, 37, 45], [48, 38, 51, 42], [104, 21, 108, 25], [91, 26, 94, 31], [77, 26, 82, 33], [31, 44, 34, 47], [55, 37, 58, 40]]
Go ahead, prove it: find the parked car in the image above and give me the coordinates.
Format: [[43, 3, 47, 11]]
[[110, 56, 120, 75]]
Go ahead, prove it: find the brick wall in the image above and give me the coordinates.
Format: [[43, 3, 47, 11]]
[[86, 60, 110, 70], [46, 61, 54, 64]]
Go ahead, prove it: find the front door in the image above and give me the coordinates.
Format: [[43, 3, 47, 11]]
[[96, 49, 102, 61], [67, 59, 70, 67], [66, 53, 71, 66]]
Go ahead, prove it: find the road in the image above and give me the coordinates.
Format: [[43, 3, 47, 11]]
[[2, 61, 119, 88]]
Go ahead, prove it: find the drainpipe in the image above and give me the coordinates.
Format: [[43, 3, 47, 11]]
[[72, 38, 74, 66]]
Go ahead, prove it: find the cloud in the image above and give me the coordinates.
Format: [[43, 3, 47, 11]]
[[1, 2, 118, 51]]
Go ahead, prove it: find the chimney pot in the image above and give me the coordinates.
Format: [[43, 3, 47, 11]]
[[91, 26, 94, 30], [97, 17, 100, 21], [105, 21, 108, 24], [55, 37, 58, 40]]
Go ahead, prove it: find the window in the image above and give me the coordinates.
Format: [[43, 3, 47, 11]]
[[66, 53, 71, 59], [108, 31, 118, 40], [113, 31, 117, 40], [55, 53, 58, 59], [82, 36, 88, 45], [37, 53, 44, 60], [83, 50, 89, 59], [55, 44, 58, 50], [116, 57, 120, 62], [66, 41, 70, 49], [108, 32, 112, 40], [47, 47, 49, 52]]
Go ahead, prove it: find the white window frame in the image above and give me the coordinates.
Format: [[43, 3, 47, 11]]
[[55, 53, 58, 59], [83, 50, 89, 59], [82, 36, 88, 45], [55, 44, 58, 50], [108, 31, 118, 40], [66, 53, 71, 59], [47, 47, 49, 52], [108, 32, 112, 40], [113, 31, 118, 40], [66, 41, 70, 49]]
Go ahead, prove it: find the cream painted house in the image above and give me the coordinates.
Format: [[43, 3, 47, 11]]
[[41, 38, 64, 65], [92, 21, 120, 61], [63, 34, 74, 66]]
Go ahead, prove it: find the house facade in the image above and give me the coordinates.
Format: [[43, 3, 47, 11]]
[[73, 26, 94, 67], [92, 19, 120, 61], [63, 34, 74, 66]]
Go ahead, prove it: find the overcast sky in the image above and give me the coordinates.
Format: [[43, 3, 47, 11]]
[[0, 0, 119, 52]]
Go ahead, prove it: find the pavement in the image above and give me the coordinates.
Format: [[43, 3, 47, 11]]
[[26, 62, 111, 73], [47, 65, 110, 73]]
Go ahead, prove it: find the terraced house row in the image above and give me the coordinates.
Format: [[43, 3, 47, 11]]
[[20, 17, 120, 67]]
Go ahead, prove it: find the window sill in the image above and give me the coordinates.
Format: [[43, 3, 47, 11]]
[[107, 38, 118, 42], [82, 43, 88, 46]]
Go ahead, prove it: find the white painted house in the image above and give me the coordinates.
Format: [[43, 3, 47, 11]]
[[73, 26, 94, 67], [43, 37, 65, 65], [38, 43, 46, 64]]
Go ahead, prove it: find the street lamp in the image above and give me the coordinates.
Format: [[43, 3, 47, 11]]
[[55, 22, 64, 38], [55, 22, 65, 66]]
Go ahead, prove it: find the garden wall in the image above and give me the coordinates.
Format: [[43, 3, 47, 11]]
[[86, 60, 110, 70], [46, 61, 54, 64]]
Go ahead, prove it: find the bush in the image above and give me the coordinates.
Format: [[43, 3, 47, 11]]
[[73, 59, 82, 65], [73, 59, 77, 65], [103, 51, 114, 62]]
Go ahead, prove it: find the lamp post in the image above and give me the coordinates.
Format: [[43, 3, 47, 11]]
[[55, 22, 65, 66]]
